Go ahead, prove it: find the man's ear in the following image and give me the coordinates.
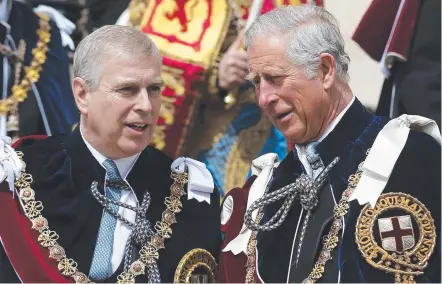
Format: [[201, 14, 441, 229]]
[[319, 53, 336, 90], [72, 77, 89, 115]]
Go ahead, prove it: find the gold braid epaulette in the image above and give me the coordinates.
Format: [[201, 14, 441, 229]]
[[3, 14, 51, 115], [15, 151, 188, 284]]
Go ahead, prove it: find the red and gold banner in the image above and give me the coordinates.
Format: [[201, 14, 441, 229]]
[[130, 0, 322, 158], [274, 0, 323, 7], [131, 0, 231, 158]]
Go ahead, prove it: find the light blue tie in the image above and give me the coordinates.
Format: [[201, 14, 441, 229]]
[[305, 142, 325, 179], [89, 159, 123, 280]]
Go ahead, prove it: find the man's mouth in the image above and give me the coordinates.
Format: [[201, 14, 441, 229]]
[[126, 123, 148, 131], [277, 111, 292, 120]]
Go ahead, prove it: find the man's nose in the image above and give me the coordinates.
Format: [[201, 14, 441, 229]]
[[257, 80, 277, 109], [134, 89, 152, 112]]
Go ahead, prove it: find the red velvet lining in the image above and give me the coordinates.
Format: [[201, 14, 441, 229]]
[[0, 184, 70, 282], [218, 176, 261, 283]]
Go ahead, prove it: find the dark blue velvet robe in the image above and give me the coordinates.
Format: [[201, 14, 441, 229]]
[[3, 1, 78, 136], [0, 128, 221, 282], [256, 99, 441, 283]]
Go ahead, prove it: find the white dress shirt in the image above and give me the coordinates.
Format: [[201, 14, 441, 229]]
[[295, 96, 355, 177], [80, 128, 140, 273]]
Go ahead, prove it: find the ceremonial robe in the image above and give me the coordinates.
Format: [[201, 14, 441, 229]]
[[0, 128, 221, 282], [1, 1, 78, 137], [219, 99, 440, 283]]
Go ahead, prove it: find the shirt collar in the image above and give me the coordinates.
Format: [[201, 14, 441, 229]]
[[318, 95, 355, 143], [80, 126, 140, 179]]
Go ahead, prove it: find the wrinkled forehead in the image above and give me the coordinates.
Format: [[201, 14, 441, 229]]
[[98, 53, 162, 85]]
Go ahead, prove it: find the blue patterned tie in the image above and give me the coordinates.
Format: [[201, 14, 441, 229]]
[[306, 142, 325, 179], [89, 159, 123, 280]]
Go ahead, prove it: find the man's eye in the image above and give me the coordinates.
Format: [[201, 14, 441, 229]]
[[148, 85, 162, 94], [120, 86, 137, 93], [265, 75, 279, 83], [265, 75, 284, 86]]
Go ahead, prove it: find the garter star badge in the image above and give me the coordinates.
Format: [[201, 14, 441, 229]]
[[356, 192, 436, 283], [174, 248, 217, 283]]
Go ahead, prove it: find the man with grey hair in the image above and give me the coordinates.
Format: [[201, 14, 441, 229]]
[[218, 5, 440, 283], [0, 25, 220, 283]]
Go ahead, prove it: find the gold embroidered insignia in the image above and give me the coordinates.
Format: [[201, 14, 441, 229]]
[[356, 192, 436, 283], [174, 248, 217, 283]]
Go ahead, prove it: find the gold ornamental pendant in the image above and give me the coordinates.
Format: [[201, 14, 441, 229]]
[[174, 248, 217, 283], [355, 192, 436, 283]]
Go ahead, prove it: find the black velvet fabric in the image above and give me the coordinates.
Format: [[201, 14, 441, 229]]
[[0, 128, 221, 282], [256, 98, 441, 283]]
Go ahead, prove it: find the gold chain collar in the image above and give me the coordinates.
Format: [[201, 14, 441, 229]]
[[2, 14, 50, 116], [15, 151, 188, 284], [244, 150, 370, 283]]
